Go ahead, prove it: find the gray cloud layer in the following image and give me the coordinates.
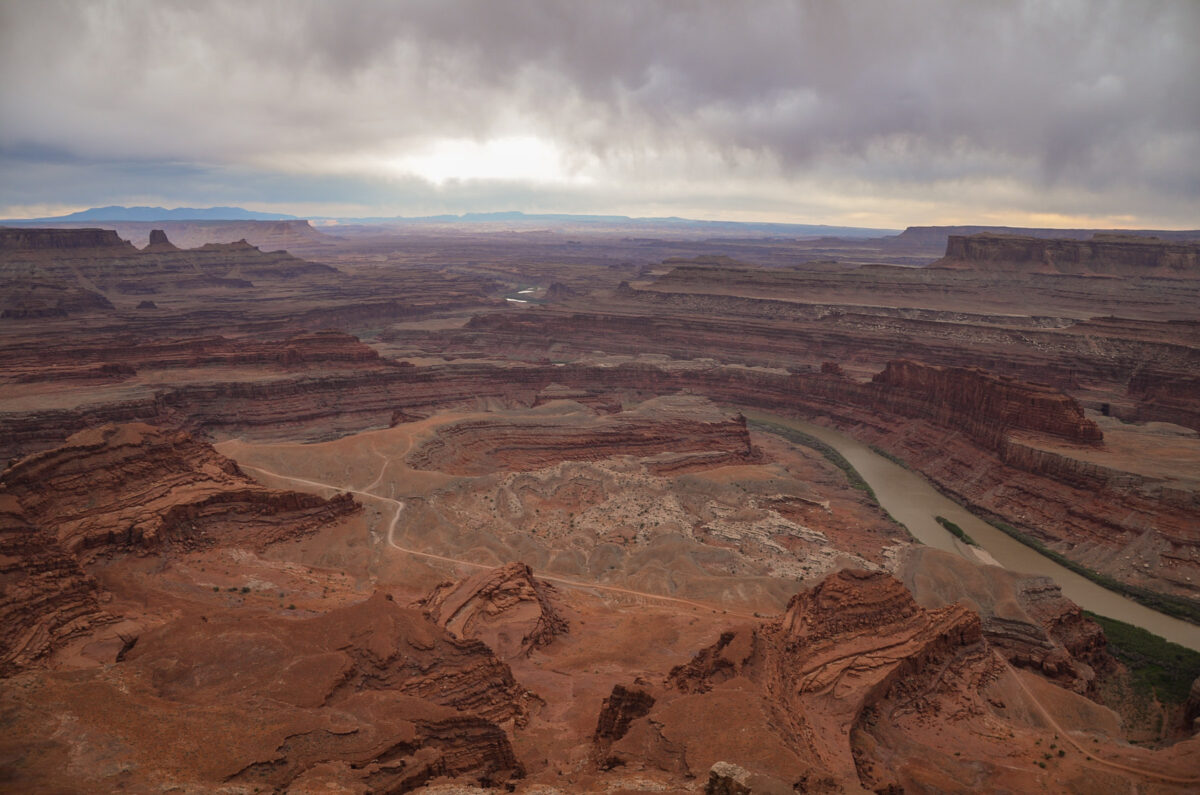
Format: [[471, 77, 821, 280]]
[[2, 0, 1197, 226]]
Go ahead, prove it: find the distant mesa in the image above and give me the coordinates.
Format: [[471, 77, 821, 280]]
[[0, 227, 133, 252], [0, 225, 340, 294], [889, 224, 1200, 253], [931, 232, 1200, 277]]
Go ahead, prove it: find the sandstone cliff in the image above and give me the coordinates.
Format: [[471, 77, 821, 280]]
[[899, 546, 1111, 694], [933, 233, 1200, 277], [1129, 367, 1200, 432], [870, 358, 1103, 447], [0, 227, 133, 251], [0, 277, 114, 318], [3, 328, 383, 385], [0, 422, 360, 673]]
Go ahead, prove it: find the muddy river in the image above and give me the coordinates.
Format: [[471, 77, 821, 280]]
[[748, 411, 1200, 651]]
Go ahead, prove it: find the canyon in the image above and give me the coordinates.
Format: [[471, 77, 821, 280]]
[[1, 221, 1198, 792]]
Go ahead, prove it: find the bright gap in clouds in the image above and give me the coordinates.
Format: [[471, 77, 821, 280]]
[[387, 136, 578, 185]]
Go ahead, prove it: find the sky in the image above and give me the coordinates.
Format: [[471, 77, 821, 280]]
[[2, 0, 1198, 229]]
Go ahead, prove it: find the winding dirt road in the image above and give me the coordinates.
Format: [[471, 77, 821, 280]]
[[240, 455, 1199, 787], [239, 461, 758, 620], [1004, 661, 1200, 785]]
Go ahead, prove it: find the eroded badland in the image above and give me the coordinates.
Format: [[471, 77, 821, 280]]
[[1, 220, 1199, 793]]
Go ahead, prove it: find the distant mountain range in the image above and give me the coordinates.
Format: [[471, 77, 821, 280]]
[[2, 206, 895, 238], [10, 205, 300, 222], [370, 211, 897, 238]]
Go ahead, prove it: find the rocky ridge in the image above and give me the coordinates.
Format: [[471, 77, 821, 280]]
[[420, 562, 569, 659], [407, 395, 755, 476], [0, 423, 358, 560], [2, 592, 529, 793], [0, 495, 114, 676], [599, 569, 996, 789], [0, 423, 359, 673], [899, 546, 1111, 694]]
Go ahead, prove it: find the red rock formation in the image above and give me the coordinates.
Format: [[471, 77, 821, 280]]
[[532, 383, 622, 413], [0, 277, 114, 318], [1129, 367, 1200, 432], [0, 495, 114, 675], [0, 357, 1191, 602], [0, 423, 358, 560], [602, 569, 993, 788], [1, 329, 382, 386], [407, 396, 755, 476], [933, 232, 1200, 277], [594, 684, 655, 745], [870, 359, 1103, 447], [132, 591, 528, 723], [142, 228, 179, 252], [899, 546, 1111, 694], [107, 591, 527, 791], [420, 562, 568, 659]]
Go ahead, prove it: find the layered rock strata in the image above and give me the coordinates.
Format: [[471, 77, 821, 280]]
[[870, 358, 1103, 447], [0, 355, 1193, 602], [1129, 368, 1200, 432], [1, 592, 528, 793], [0, 495, 113, 675], [0, 423, 358, 560], [407, 396, 755, 476], [0, 422, 360, 673], [934, 233, 1200, 277], [421, 562, 568, 659], [0, 227, 133, 252], [0, 228, 336, 289], [899, 546, 1111, 693], [2, 329, 383, 384], [598, 569, 994, 788]]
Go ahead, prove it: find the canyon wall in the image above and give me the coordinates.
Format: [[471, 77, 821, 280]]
[[935, 233, 1200, 276], [1128, 368, 1200, 432], [0, 353, 1194, 602], [870, 359, 1102, 447]]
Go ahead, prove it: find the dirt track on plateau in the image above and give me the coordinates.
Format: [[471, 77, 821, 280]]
[[239, 461, 759, 620], [242, 454, 1200, 787]]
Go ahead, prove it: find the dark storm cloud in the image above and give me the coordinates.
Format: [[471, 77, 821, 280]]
[[1, 0, 1197, 225]]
